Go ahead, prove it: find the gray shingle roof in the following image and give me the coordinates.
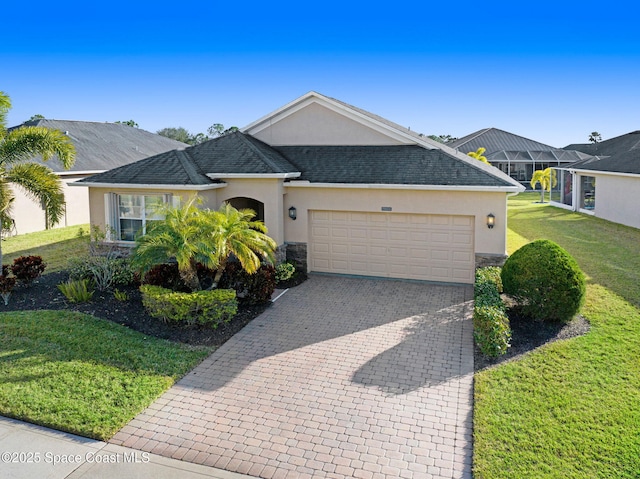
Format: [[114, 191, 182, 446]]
[[564, 130, 640, 157], [563, 131, 640, 175], [8, 120, 188, 173], [79, 132, 516, 188], [276, 145, 515, 186], [449, 128, 555, 153], [188, 132, 298, 174], [76, 149, 213, 186]]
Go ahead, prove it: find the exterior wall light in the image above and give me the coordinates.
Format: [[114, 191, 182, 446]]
[[288, 206, 297, 220], [487, 213, 495, 229]]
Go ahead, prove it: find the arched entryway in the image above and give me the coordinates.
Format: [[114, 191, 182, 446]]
[[225, 197, 265, 222]]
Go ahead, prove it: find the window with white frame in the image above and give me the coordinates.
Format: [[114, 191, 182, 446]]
[[105, 193, 172, 241]]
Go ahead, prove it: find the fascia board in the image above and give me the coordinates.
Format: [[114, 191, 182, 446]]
[[284, 181, 525, 193], [69, 182, 227, 191]]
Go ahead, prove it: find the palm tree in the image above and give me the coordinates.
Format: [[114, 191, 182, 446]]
[[131, 197, 218, 291], [530, 167, 558, 203], [0, 91, 75, 266], [207, 203, 277, 288], [468, 147, 490, 164]]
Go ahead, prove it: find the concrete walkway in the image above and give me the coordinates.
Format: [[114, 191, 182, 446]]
[[0, 415, 254, 479], [111, 275, 475, 479]]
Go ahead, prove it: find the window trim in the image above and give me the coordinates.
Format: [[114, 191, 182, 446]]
[[105, 193, 172, 242]]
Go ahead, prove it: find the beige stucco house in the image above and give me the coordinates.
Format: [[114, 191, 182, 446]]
[[74, 92, 524, 284], [8, 120, 187, 235], [552, 131, 640, 229]]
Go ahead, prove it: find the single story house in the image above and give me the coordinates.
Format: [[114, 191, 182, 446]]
[[74, 92, 525, 284], [8, 120, 187, 235], [448, 127, 593, 185], [552, 131, 640, 229]]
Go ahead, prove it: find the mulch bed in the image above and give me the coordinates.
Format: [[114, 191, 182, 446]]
[[2, 271, 307, 347], [474, 306, 591, 371]]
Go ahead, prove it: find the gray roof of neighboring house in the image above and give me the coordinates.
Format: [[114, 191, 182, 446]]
[[562, 131, 640, 175], [448, 128, 556, 153], [565, 150, 640, 176], [8, 119, 188, 173], [79, 132, 515, 188], [276, 145, 514, 186], [564, 130, 640, 157]]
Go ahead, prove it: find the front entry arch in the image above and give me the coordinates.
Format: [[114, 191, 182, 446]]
[[225, 197, 265, 222]]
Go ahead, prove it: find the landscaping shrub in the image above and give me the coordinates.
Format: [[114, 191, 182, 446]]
[[141, 263, 185, 291], [275, 262, 296, 282], [140, 284, 238, 327], [58, 279, 95, 303], [474, 267, 511, 357], [11, 255, 46, 285], [68, 255, 135, 291], [218, 262, 276, 304], [501, 239, 586, 322], [0, 267, 16, 305]]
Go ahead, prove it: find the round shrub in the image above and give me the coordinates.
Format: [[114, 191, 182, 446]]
[[501, 239, 585, 322]]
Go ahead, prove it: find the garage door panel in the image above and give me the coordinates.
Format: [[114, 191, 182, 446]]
[[310, 211, 474, 283]]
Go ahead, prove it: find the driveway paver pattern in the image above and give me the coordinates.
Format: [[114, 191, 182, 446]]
[[111, 275, 474, 479]]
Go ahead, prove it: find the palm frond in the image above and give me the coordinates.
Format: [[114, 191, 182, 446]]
[[0, 91, 11, 133], [1, 126, 75, 169]]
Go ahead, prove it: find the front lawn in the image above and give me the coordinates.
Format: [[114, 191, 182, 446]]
[[474, 192, 640, 478], [0, 310, 209, 440], [1, 224, 89, 272]]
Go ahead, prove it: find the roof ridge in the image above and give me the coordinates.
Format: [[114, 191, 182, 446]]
[[175, 150, 208, 184], [238, 133, 288, 173]]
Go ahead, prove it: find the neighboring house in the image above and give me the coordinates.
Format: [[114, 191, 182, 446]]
[[448, 127, 593, 185], [74, 92, 524, 284], [551, 131, 640, 229], [8, 120, 188, 235]]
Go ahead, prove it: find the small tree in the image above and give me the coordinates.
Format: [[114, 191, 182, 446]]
[[588, 131, 602, 144], [131, 197, 217, 291], [207, 203, 277, 287], [468, 147, 490, 164], [530, 167, 557, 203]]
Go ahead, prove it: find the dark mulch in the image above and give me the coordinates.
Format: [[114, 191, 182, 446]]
[[474, 305, 591, 371], [2, 271, 306, 347]]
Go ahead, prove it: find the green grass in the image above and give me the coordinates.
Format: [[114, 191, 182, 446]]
[[1, 224, 90, 272], [474, 192, 640, 478], [0, 310, 210, 440]]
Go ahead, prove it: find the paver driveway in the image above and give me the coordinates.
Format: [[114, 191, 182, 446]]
[[111, 275, 474, 479]]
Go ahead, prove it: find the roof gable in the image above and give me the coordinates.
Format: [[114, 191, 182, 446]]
[[564, 131, 640, 157], [244, 91, 446, 148], [9, 120, 188, 173]]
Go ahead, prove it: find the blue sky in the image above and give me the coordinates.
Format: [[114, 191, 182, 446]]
[[2, 0, 639, 147]]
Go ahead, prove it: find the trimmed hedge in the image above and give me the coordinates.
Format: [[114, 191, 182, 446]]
[[501, 239, 585, 323], [140, 284, 238, 327], [474, 267, 511, 357]]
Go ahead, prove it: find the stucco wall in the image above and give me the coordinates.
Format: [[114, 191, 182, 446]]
[[218, 178, 285, 244], [283, 186, 508, 256], [12, 176, 91, 235], [594, 174, 640, 229], [250, 102, 408, 146]]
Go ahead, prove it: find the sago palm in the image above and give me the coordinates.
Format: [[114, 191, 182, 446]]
[[530, 167, 558, 203], [131, 197, 218, 291], [207, 203, 277, 287], [0, 91, 75, 265]]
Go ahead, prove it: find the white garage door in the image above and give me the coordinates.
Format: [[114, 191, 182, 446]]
[[309, 211, 475, 283]]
